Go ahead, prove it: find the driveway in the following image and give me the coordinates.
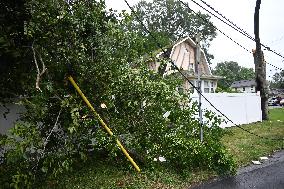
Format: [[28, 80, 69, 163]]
[[190, 150, 284, 189]]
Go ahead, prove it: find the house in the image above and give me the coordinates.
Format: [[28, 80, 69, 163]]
[[269, 88, 284, 97], [148, 37, 221, 93], [230, 79, 256, 93]]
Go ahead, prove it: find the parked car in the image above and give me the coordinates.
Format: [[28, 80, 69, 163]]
[[268, 97, 278, 106], [280, 99, 284, 106]]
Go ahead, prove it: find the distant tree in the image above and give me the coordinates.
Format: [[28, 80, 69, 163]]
[[130, 0, 217, 63], [270, 70, 284, 89], [212, 61, 255, 90]]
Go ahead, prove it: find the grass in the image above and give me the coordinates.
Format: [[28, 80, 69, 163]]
[[44, 161, 216, 189], [222, 108, 284, 166], [269, 107, 284, 121], [46, 108, 284, 189]]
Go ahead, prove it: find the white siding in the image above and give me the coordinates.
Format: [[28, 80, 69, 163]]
[[234, 86, 256, 93], [184, 79, 217, 93]]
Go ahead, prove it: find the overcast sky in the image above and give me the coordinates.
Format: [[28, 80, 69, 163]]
[[105, 0, 284, 79]]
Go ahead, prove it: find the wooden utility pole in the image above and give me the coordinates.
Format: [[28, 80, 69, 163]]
[[195, 33, 203, 142], [254, 0, 269, 120]]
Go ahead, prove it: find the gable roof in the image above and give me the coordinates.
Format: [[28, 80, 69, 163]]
[[162, 37, 212, 75], [147, 36, 222, 80], [230, 79, 256, 88], [169, 37, 197, 53]]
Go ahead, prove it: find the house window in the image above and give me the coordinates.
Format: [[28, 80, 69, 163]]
[[210, 81, 215, 93], [204, 81, 210, 93], [251, 86, 254, 92], [195, 80, 199, 87], [204, 81, 209, 87], [204, 88, 210, 93], [243, 87, 245, 92], [188, 80, 194, 93]]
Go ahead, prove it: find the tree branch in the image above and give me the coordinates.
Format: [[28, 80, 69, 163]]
[[42, 108, 62, 154], [34, 108, 62, 171], [31, 45, 47, 92]]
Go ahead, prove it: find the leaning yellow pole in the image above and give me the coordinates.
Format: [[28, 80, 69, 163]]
[[68, 76, 141, 172]]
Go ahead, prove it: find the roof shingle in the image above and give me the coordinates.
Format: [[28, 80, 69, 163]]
[[230, 79, 256, 88]]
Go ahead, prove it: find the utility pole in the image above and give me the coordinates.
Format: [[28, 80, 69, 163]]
[[254, 0, 269, 120], [195, 33, 203, 142]]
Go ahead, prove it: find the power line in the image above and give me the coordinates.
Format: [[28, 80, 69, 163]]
[[193, 0, 284, 60], [191, 0, 254, 41], [122, 0, 283, 141], [267, 62, 283, 71], [177, 1, 252, 53], [199, 0, 254, 41], [180, 0, 283, 73]]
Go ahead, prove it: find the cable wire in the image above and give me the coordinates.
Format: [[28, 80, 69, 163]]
[[185, 1, 283, 78], [123, 0, 283, 141], [267, 62, 283, 71], [191, 0, 255, 41], [188, 1, 283, 72], [178, 0, 252, 53], [192, 0, 284, 60], [199, 0, 254, 40]]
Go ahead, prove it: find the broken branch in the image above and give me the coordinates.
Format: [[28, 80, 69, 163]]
[[31, 44, 47, 92]]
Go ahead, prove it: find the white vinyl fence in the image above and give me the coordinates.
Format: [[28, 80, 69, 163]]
[[0, 93, 262, 134], [191, 93, 262, 128]]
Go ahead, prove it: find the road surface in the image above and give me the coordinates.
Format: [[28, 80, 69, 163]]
[[191, 150, 284, 189]]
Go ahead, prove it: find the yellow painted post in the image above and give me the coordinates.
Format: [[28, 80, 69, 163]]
[[68, 76, 141, 172]]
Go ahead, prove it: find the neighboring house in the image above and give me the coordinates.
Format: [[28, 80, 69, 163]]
[[148, 37, 221, 93], [269, 88, 284, 97], [230, 79, 256, 93]]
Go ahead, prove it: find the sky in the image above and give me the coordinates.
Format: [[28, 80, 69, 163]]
[[105, 0, 284, 79]]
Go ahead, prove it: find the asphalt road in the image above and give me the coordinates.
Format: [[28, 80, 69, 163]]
[[191, 150, 284, 189]]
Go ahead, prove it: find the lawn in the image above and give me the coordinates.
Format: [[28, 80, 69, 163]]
[[269, 107, 284, 121], [222, 107, 284, 166], [45, 108, 284, 189], [47, 163, 212, 189]]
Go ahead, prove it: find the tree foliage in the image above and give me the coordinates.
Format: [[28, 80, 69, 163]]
[[0, 0, 235, 188], [130, 0, 217, 63], [0, 0, 32, 98], [212, 61, 255, 90], [270, 70, 284, 89]]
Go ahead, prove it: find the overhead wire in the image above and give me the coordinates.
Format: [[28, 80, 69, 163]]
[[190, 1, 283, 77], [192, 0, 284, 60], [199, 0, 254, 40], [180, 0, 283, 93], [189, 0, 284, 73], [122, 0, 283, 141], [178, 0, 252, 53], [267, 62, 283, 71]]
